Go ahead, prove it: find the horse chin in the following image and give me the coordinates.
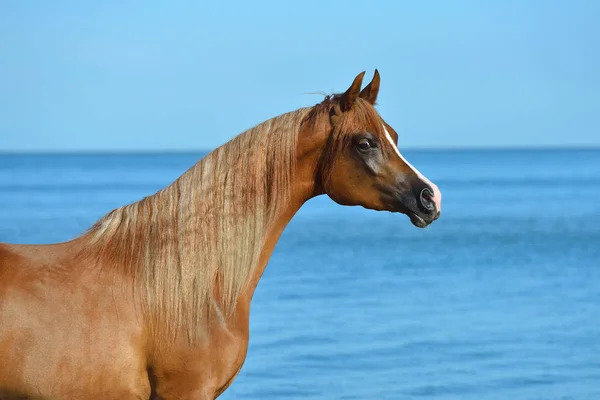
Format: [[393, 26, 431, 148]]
[[407, 212, 429, 228], [385, 200, 431, 228]]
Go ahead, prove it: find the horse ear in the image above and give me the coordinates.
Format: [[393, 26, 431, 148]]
[[339, 71, 366, 112], [359, 69, 380, 105]]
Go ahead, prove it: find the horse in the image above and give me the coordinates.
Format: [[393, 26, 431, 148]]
[[0, 70, 441, 399]]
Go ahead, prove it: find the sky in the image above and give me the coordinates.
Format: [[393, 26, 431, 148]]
[[1, 1, 599, 152]]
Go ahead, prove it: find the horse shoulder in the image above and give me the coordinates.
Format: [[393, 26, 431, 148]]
[[150, 304, 252, 399]]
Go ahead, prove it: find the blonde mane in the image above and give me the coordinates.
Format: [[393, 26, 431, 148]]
[[86, 107, 310, 341]]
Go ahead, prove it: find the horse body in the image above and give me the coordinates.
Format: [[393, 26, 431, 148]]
[[0, 171, 308, 400], [0, 71, 442, 399], [0, 241, 150, 399]]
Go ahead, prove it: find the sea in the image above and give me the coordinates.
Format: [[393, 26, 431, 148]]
[[0, 149, 599, 400]]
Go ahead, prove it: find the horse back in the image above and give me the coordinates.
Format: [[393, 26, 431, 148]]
[[0, 242, 33, 299]]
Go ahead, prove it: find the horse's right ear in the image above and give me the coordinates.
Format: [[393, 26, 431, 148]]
[[339, 71, 366, 112]]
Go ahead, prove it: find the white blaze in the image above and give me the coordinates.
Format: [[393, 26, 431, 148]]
[[382, 124, 442, 211]]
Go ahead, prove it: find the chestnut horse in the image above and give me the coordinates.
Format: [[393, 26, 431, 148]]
[[0, 70, 441, 399]]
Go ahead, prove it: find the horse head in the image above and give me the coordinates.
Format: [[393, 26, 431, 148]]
[[304, 70, 442, 227]]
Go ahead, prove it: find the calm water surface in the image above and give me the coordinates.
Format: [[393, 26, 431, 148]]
[[1, 149, 599, 399]]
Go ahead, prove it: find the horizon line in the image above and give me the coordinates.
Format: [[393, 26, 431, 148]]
[[1, 144, 599, 156]]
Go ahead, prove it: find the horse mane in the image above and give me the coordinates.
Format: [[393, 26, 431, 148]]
[[83, 94, 382, 343], [85, 107, 310, 342]]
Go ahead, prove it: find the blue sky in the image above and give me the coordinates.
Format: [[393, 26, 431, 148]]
[[1, 1, 598, 151]]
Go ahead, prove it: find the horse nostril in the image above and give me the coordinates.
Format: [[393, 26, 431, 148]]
[[419, 188, 435, 212]]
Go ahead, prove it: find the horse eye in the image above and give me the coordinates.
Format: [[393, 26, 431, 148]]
[[356, 138, 372, 151]]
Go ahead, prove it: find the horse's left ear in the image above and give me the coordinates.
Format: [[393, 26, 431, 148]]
[[339, 71, 366, 112], [359, 69, 380, 105]]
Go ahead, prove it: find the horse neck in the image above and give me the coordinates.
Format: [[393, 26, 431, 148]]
[[78, 107, 326, 340], [241, 112, 330, 296]]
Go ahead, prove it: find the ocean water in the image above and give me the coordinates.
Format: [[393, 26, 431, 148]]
[[1, 149, 599, 399]]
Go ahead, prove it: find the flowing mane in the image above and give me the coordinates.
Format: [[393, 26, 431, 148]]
[[86, 107, 310, 340]]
